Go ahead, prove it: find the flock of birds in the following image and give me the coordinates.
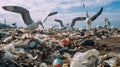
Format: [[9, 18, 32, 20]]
[[2, 3, 111, 30]]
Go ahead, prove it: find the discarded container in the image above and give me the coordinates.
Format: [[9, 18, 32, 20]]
[[60, 38, 69, 45], [27, 39, 40, 49], [53, 58, 63, 67], [80, 39, 95, 46]]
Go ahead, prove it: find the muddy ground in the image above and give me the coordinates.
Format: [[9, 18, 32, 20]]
[[95, 36, 120, 54]]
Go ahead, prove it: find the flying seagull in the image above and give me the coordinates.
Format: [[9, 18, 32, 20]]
[[83, 3, 103, 29], [55, 19, 67, 30], [54, 17, 85, 30], [2, 6, 57, 30]]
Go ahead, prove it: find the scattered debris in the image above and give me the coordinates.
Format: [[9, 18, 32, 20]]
[[0, 28, 120, 67]]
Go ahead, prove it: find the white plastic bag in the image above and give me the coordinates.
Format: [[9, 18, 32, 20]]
[[70, 49, 99, 67]]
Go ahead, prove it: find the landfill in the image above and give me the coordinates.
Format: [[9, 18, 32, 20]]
[[0, 28, 120, 67]]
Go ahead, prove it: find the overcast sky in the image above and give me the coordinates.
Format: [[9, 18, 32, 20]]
[[0, 0, 120, 29]]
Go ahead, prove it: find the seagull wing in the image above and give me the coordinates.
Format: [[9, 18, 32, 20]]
[[48, 12, 57, 16], [83, 3, 89, 18], [91, 7, 103, 21], [71, 17, 86, 27], [55, 19, 65, 27], [2, 6, 34, 25], [43, 12, 57, 23]]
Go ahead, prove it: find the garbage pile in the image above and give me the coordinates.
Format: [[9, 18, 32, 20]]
[[71, 49, 120, 67], [0, 28, 120, 67]]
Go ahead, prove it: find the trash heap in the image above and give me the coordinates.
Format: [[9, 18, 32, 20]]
[[0, 28, 120, 67]]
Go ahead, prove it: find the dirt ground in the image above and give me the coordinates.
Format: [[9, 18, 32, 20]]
[[95, 36, 120, 54]]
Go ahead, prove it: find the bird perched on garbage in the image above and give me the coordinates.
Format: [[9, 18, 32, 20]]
[[2, 6, 57, 30]]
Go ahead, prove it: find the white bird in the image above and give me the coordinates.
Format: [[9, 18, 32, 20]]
[[2, 6, 45, 30], [105, 17, 111, 28], [54, 17, 86, 30], [83, 3, 103, 29]]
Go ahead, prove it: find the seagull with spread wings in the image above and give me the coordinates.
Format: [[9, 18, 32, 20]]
[[2, 6, 57, 30], [83, 3, 103, 29]]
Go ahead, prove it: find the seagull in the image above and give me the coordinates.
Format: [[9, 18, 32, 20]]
[[54, 17, 86, 30], [104, 17, 110, 28], [54, 19, 67, 30], [83, 3, 103, 29], [2, 6, 55, 30]]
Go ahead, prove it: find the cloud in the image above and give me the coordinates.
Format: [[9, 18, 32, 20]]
[[81, 0, 113, 6], [0, 0, 119, 29]]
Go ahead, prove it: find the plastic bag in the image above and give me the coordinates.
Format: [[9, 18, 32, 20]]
[[70, 49, 99, 67]]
